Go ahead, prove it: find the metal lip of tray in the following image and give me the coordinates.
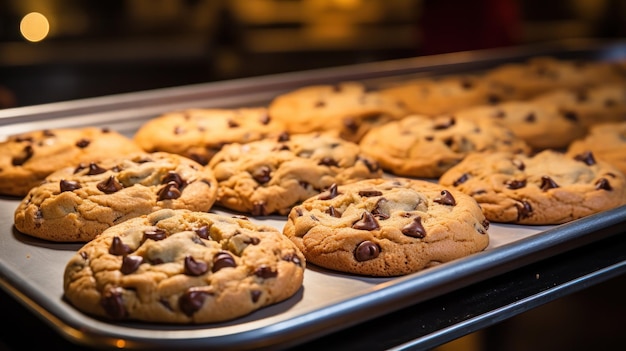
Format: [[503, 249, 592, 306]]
[[0, 38, 625, 350]]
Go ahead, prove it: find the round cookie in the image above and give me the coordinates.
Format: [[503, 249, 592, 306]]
[[14, 152, 218, 242], [208, 132, 383, 216], [133, 108, 286, 166], [63, 208, 305, 323], [567, 122, 626, 175], [439, 150, 626, 225], [0, 127, 142, 197], [359, 114, 530, 178], [283, 178, 490, 277], [454, 100, 588, 150], [267, 82, 408, 143]]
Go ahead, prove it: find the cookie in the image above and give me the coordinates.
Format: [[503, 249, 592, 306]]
[[378, 74, 521, 116], [567, 122, 626, 175], [438, 150, 626, 225], [358, 114, 530, 178], [133, 108, 285, 166], [283, 177, 489, 277], [14, 152, 218, 242], [454, 100, 588, 150], [208, 132, 383, 216], [0, 127, 142, 197], [63, 208, 305, 323], [267, 82, 408, 143], [484, 56, 626, 99]]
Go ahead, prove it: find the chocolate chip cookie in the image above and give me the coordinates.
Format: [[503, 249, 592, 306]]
[[63, 208, 305, 323], [567, 121, 626, 175], [358, 114, 530, 178], [14, 152, 218, 242], [439, 150, 626, 225], [208, 132, 383, 216], [133, 108, 285, 166], [0, 127, 142, 197], [267, 82, 408, 143], [283, 178, 489, 276]]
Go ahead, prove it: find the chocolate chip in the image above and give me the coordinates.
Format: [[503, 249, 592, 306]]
[[319, 157, 339, 167], [492, 110, 506, 118], [560, 109, 578, 122], [162, 171, 185, 187], [259, 113, 271, 125], [540, 176, 559, 191], [433, 116, 455, 130], [195, 226, 209, 239], [516, 201, 532, 221], [174, 126, 184, 135], [143, 228, 167, 241], [283, 253, 303, 267], [352, 212, 379, 230], [11, 145, 33, 166], [326, 206, 342, 218], [100, 287, 126, 319], [157, 181, 182, 200], [318, 183, 340, 200], [80, 251, 88, 260], [251, 290, 262, 303], [480, 219, 490, 234], [344, 118, 359, 133], [595, 178, 612, 191], [434, 190, 456, 206], [85, 162, 107, 175], [212, 252, 236, 272], [314, 100, 326, 108], [358, 157, 381, 173], [109, 236, 132, 255], [401, 216, 426, 238], [97, 176, 123, 194], [453, 173, 469, 186], [371, 198, 389, 219], [254, 265, 278, 279], [574, 151, 596, 166], [524, 112, 536, 123], [75, 138, 90, 148], [252, 166, 272, 184], [60, 179, 81, 192], [512, 159, 525, 171], [354, 241, 380, 262], [120, 255, 143, 274], [179, 288, 210, 316], [277, 131, 290, 142], [505, 179, 526, 189], [227, 119, 239, 128], [42, 129, 55, 137], [184, 256, 208, 276], [252, 201, 268, 216], [358, 189, 383, 197], [487, 94, 501, 104], [245, 237, 260, 245], [189, 153, 209, 166]]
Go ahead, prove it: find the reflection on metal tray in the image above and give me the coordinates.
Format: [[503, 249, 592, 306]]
[[0, 38, 625, 350]]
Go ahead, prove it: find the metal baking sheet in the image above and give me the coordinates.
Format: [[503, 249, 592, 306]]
[[1, 38, 626, 350]]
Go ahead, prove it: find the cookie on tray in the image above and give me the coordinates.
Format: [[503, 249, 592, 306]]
[[267, 82, 408, 143], [283, 177, 489, 277], [133, 108, 286, 166], [14, 152, 218, 242], [454, 100, 588, 151], [377, 74, 521, 116], [438, 150, 626, 225], [0, 127, 142, 197], [207, 132, 383, 216], [63, 208, 305, 323], [358, 114, 530, 178], [567, 122, 626, 175]]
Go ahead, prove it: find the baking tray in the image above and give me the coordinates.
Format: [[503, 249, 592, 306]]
[[1, 38, 625, 350]]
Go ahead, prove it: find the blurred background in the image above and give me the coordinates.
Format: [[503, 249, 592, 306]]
[[0, 0, 625, 108]]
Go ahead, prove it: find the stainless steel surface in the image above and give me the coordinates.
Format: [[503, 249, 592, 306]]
[[1, 38, 625, 350]]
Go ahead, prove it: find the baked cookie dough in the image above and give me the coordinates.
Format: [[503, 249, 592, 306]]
[[567, 121, 626, 175], [208, 132, 383, 216], [439, 150, 626, 225], [14, 152, 218, 242], [359, 114, 530, 178], [267, 82, 408, 143], [283, 178, 490, 276], [0, 127, 142, 197], [63, 209, 305, 323], [133, 108, 285, 165]]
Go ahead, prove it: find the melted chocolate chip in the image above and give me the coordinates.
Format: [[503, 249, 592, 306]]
[[516, 201, 533, 221], [212, 252, 236, 272], [505, 179, 527, 189], [143, 228, 167, 241], [97, 176, 123, 194], [189, 153, 209, 166], [157, 181, 182, 200], [184, 256, 208, 276], [254, 265, 278, 279], [402, 216, 426, 238], [358, 189, 383, 197], [195, 226, 209, 239], [453, 173, 469, 186], [86, 162, 107, 175], [358, 157, 381, 173], [227, 119, 239, 128], [595, 178, 612, 191], [433, 116, 455, 130], [326, 206, 342, 218], [540, 176, 559, 191], [318, 183, 340, 200], [162, 171, 185, 187], [60, 179, 81, 192], [354, 241, 380, 262], [371, 198, 389, 219], [524, 112, 536, 123], [574, 151, 596, 166], [251, 290, 262, 303], [283, 253, 303, 267], [252, 166, 272, 184], [80, 251, 88, 260], [109, 236, 132, 256], [352, 212, 379, 230], [120, 255, 143, 274], [512, 159, 525, 171], [434, 190, 456, 206], [100, 287, 126, 319], [277, 131, 290, 142], [75, 138, 90, 148], [179, 288, 210, 316], [344, 118, 359, 133], [319, 157, 339, 167], [12, 145, 34, 166], [252, 201, 268, 216]]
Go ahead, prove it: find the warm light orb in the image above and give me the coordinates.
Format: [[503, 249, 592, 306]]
[[20, 12, 50, 42]]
